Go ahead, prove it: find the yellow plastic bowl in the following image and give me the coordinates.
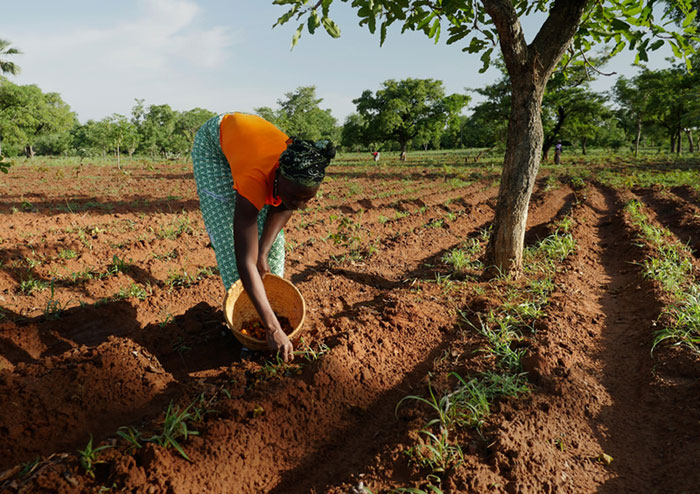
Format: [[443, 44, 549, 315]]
[[223, 274, 306, 351]]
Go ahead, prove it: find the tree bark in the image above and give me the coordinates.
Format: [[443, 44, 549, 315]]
[[399, 141, 407, 161], [486, 81, 546, 275], [634, 118, 642, 157], [482, 0, 587, 276], [686, 129, 695, 153], [542, 106, 566, 159], [25, 145, 34, 158], [581, 137, 588, 155]]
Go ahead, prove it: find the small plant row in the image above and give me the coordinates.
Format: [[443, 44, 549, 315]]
[[624, 199, 699, 353], [387, 216, 577, 493], [599, 166, 700, 191]]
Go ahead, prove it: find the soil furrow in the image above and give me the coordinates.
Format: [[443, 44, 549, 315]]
[[633, 186, 700, 259], [490, 184, 700, 493]]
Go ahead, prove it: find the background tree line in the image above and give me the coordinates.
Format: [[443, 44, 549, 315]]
[[1, 67, 698, 160]]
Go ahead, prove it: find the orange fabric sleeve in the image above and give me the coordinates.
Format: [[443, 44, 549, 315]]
[[219, 112, 288, 210]]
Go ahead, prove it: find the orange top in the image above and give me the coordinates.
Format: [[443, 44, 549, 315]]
[[219, 112, 288, 210]]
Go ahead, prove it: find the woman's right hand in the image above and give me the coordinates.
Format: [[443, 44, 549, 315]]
[[267, 325, 294, 362]]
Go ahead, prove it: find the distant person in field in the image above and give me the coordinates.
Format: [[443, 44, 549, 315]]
[[372, 150, 380, 162], [191, 112, 335, 361], [554, 140, 563, 165]]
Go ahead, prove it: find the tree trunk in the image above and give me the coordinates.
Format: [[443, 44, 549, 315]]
[[686, 129, 695, 153], [581, 137, 588, 155], [482, 0, 587, 276], [25, 145, 34, 158], [399, 141, 407, 161], [670, 134, 676, 153], [542, 106, 566, 159], [634, 118, 641, 157], [485, 82, 545, 275], [117, 144, 121, 169]]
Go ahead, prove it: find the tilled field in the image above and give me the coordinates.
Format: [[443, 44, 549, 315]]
[[0, 159, 699, 493]]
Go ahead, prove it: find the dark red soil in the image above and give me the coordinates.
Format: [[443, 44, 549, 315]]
[[1, 160, 699, 493]]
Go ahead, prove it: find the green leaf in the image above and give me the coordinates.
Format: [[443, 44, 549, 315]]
[[387, 2, 406, 20], [649, 39, 664, 51], [429, 18, 440, 43], [638, 47, 648, 62], [380, 21, 388, 46], [273, 7, 297, 28], [669, 40, 682, 58], [683, 10, 697, 28], [321, 0, 332, 17], [322, 17, 341, 38], [308, 9, 320, 34], [291, 23, 303, 49], [610, 18, 631, 32], [479, 47, 493, 73]]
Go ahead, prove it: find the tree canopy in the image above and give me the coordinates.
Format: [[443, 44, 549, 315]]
[[346, 78, 468, 158], [0, 77, 76, 158], [255, 86, 338, 142]]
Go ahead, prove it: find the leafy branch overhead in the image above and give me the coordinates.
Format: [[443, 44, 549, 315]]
[[274, 0, 698, 71]]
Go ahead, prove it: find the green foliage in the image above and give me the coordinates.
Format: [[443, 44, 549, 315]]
[[117, 282, 149, 301], [273, 1, 698, 72], [116, 426, 143, 454], [145, 401, 200, 461], [0, 77, 76, 157], [442, 238, 484, 274], [20, 276, 49, 295], [109, 254, 130, 275], [256, 86, 338, 141], [405, 429, 463, 473], [614, 61, 700, 154], [77, 435, 112, 478], [348, 78, 467, 156], [624, 199, 699, 353], [0, 39, 22, 76]]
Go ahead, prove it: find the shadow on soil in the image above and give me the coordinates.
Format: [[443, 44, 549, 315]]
[[587, 185, 700, 493]]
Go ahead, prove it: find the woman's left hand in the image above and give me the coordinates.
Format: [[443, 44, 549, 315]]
[[267, 327, 294, 362]]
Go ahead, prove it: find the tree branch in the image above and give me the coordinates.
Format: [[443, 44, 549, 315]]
[[481, 0, 528, 73], [530, 0, 588, 80], [580, 48, 617, 78]]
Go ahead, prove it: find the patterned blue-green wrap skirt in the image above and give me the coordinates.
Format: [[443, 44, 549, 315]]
[[191, 115, 285, 290]]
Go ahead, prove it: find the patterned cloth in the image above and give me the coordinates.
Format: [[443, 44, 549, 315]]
[[191, 115, 285, 290], [279, 138, 335, 187]]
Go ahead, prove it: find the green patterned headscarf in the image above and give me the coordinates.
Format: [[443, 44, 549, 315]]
[[279, 138, 335, 188]]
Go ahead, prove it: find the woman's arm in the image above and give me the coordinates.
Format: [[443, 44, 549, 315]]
[[233, 194, 294, 361], [257, 204, 293, 275]]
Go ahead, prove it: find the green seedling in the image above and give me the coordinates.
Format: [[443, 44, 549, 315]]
[[116, 426, 143, 454], [146, 401, 200, 461], [108, 254, 130, 275], [20, 277, 49, 295], [117, 282, 149, 301], [58, 248, 78, 260], [44, 280, 70, 319], [78, 435, 112, 478], [294, 338, 330, 362], [405, 429, 463, 473]]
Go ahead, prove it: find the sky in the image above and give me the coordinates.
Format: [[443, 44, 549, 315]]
[[2, 0, 677, 124]]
